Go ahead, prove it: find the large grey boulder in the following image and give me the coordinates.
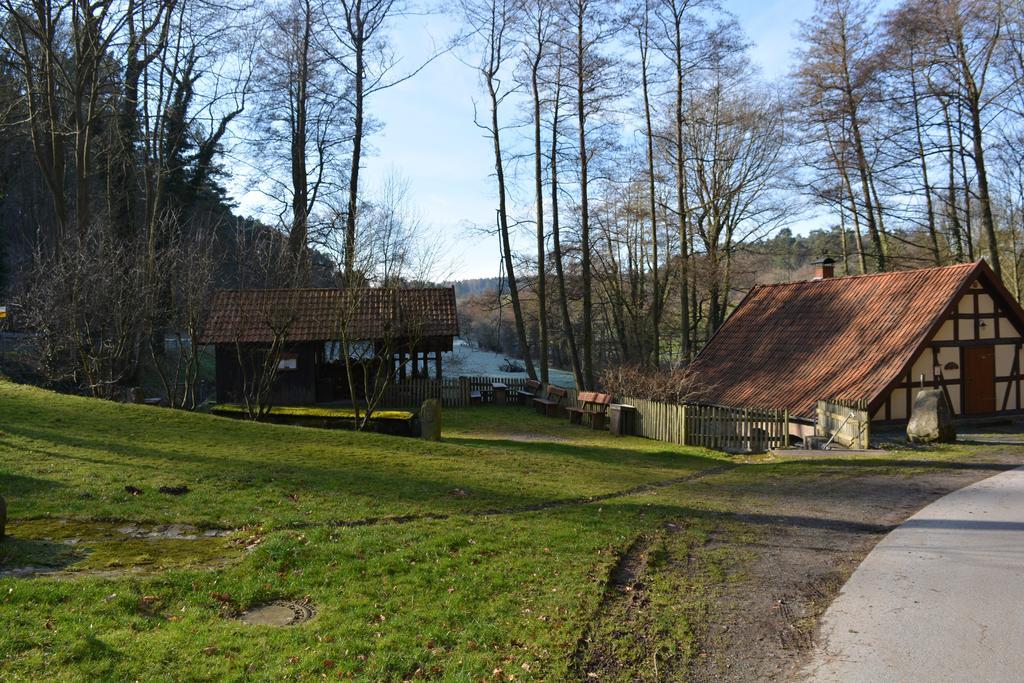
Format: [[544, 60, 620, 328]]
[[420, 399, 442, 441], [0, 494, 6, 541], [907, 389, 956, 444]]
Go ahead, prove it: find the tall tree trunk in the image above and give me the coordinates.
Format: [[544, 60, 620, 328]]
[[549, 75, 584, 389], [530, 45, 548, 384], [909, 63, 941, 264], [487, 69, 536, 380], [846, 103, 884, 271], [941, 98, 966, 261], [966, 84, 999, 274], [639, 14, 661, 368], [574, 9, 593, 388], [673, 18, 691, 361], [838, 23, 884, 271], [838, 206, 850, 275], [344, 23, 365, 283], [289, 2, 312, 283], [956, 98, 975, 260], [956, 21, 1001, 276]]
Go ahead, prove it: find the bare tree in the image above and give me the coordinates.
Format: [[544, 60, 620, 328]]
[[146, 220, 220, 409], [793, 0, 888, 271], [547, 45, 585, 388], [21, 225, 153, 397], [632, 0, 669, 367], [250, 0, 349, 282], [934, 0, 1009, 276], [518, 0, 556, 383], [460, 0, 538, 380], [331, 0, 446, 283], [565, 0, 619, 387]]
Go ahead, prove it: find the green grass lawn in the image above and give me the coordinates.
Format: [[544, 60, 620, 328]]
[[1, 380, 1008, 680], [0, 381, 735, 680]]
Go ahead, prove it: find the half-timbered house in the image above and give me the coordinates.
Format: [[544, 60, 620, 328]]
[[690, 259, 1024, 424]]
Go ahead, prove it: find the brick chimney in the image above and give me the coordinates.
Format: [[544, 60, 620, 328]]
[[812, 256, 835, 280]]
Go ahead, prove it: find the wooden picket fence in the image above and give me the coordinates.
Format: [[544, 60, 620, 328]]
[[380, 376, 579, 409], [816, 398, 871, 449], [380, 380, 788, 453], [623, 397, 791, 453]]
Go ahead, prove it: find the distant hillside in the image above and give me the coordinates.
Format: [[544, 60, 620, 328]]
[[447, 277, 502, 299]]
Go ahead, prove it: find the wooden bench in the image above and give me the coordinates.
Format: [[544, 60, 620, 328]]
[[566, 391, 613, 430], [533, 385, 567, 417], [516, 379, 543, 405]]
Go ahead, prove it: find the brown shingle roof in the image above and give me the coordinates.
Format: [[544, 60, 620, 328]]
[[690, 261, 1009, 419], [200, 288, 458, 344]]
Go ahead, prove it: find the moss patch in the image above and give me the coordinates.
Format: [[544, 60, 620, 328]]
[[1, 518, 243, 574]]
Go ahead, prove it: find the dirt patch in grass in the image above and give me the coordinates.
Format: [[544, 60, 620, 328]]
[[571, 533, 658, 679], [685, 452, 1023, 682]]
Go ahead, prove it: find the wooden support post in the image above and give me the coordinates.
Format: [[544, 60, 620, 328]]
[[412, 350, 419, 377], [399, 351, 407, 381], [435, 351, 443, 380], [681, 404, 687, 445]]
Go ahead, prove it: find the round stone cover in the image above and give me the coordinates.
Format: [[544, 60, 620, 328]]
[[239, 600, 316, 627]]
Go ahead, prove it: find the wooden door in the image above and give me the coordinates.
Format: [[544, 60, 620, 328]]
[[963, 345, 996, 414]]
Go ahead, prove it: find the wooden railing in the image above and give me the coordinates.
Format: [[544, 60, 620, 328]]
[[623, 397, 790, 453], [816, 398, 871, 449]]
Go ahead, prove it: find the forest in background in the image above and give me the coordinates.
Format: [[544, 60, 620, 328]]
[[454, 225, 857, 367], [0, 0, 1022, 396]]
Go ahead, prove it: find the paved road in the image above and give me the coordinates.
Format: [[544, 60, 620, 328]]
[[799, 465, 1024, 682]]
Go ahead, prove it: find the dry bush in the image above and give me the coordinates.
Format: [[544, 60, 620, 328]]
[[599, 364, 711, 405], [21, 227, 153, 397]]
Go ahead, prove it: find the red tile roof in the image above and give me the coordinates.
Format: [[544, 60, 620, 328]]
[[690, 261, 1004, 419], [201, 288, 458, 344]]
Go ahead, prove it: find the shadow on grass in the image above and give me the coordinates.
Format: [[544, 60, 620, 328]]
[[0, 471, 68, 496], [444, 435, 720, 469], [5, 402, 1019, 529], [768, 458, 1020, 472], [2, 423, 730, 513]]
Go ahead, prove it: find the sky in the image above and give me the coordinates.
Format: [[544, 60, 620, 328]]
[[234, 0, 821, 281]]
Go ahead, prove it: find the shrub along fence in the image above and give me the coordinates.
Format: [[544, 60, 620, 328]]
[[815, 399, 871, 449], [623, 397, 790, 453]]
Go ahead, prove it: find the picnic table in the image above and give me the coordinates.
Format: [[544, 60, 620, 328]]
[[470, 386, 495, 405], [492, 382, 509, 405], [516, 379, 543, 405]]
